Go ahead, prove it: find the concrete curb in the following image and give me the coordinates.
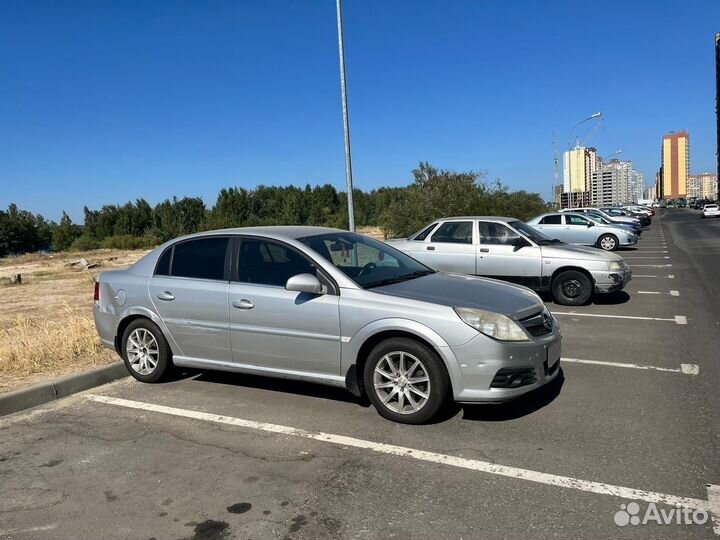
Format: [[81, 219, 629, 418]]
[[0, 362, 129, 417]]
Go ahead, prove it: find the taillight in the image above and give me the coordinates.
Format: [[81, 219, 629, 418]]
[[94, 281, 100, 304]]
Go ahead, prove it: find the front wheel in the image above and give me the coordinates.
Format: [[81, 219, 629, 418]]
[[363, 338, 449, 424], [551, 270, 593, 306], [597, 234, 618, 251], [121, 319, 172, 383]]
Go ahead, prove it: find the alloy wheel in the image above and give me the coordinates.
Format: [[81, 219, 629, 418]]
[[126, 328, 160, 375], [373, 351, 431, 414]]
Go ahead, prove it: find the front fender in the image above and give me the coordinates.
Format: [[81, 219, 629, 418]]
[[341, 317, 463, 397]]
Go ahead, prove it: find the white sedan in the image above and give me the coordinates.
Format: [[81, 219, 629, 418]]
[[701, 204, 720, 219]]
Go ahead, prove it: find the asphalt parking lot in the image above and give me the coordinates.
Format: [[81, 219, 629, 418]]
[[1, 209, 719, 540]]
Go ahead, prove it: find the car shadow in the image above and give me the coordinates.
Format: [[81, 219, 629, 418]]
[[591, 291, 630, 305], [190, 369, 371, 407], [458, 369, 565, 422], [540, 291, 629, 306]]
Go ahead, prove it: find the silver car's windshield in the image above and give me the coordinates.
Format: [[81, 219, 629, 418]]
[[299, 232, 435, 289]]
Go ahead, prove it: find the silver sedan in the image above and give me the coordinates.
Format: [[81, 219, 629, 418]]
[[527, 212, 638, 251], [94, 227, 561, 424]]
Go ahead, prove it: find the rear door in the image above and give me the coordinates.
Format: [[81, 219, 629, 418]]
[[148, 236, 231, 362], [422, 220, 476, 274], [476, 221, 542, 288], [532, 214, 565, 241]]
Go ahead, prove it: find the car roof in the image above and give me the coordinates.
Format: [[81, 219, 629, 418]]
[[167, 225, 347, 243], [436, 216, 518, 222]]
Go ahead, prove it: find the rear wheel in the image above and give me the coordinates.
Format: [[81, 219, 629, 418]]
[[121, 319, 172, 383], [363, 338, 449, 424], [597, 233, 618, 251], [551, 270, 593, 306]]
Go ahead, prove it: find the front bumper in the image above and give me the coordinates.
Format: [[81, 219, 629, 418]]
[[446, 325, 562, 403], [619, 235, 638, 247], [593, 267, 632, 294]]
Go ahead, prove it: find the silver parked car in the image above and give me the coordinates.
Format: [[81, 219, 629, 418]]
[[526, 212, 638, 251], [94, 227, 561, 424], [387, 217, 631, 306]]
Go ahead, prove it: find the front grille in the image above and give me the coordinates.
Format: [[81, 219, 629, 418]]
[[490, 367, 538, 389], [519, 310, 553, 337]]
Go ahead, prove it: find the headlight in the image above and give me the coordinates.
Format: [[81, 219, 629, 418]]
[[608, 261, 623, 271], [454, 307, 530, 341]]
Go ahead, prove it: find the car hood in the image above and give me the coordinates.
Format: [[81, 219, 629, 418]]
[[539, 244, 623, 262], [371, 272, 543, 319]]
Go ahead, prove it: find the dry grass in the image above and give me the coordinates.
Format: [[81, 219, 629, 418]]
[[0, 249, 148, 393]]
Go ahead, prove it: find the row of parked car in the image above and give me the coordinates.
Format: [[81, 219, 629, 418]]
[[93, 205, 650, 423]]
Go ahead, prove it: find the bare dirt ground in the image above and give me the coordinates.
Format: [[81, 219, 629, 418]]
[[0, 249, 148, 392]]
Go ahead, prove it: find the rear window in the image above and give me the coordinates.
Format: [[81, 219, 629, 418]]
[[170, 237, 228, 281], [539, 215, 561, 225], [431, 221, 473, 244], [412, 223, 438, 241]]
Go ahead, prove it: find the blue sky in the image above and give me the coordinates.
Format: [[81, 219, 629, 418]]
[[2, 0, 719, 222]]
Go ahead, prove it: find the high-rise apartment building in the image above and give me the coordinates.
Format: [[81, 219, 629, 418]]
[[661, 131, 690, 200], [591, 160, 644, 206], [562, 146, 598, 207], [688, 172, 718, 199]]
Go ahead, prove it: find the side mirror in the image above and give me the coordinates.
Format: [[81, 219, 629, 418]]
[[286, 273, 323, 294], [512, 237, 529, 250], [587, 222, 594, 228]]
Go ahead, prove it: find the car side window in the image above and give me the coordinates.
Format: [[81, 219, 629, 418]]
[[430, 221, 473, 244], [539, 215, 561, 225], [170, 237, 228, 280], [566, 215, 588, 226], [412, 223, 438, 241], [478, 222, 521, 245], [155, 247, 172, 276], [237, 238, 318, 287]]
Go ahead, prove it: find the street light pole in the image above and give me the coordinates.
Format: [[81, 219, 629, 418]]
[[335, 0, 355, 232], [566, 112, 602, 208]]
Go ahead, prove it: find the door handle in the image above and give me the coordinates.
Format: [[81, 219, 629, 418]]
[[426, 246, 435, 250], [156, 291, 175, 301], [232, 299, 255, 310], [479, 248, 489, 253]]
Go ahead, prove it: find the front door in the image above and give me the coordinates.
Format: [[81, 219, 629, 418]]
[[422, 220, 476, 274], [563, 214, 595, 245], [476, 221, 542, 288], [148, 236, 231, 362], [228, 237, 342, 376]]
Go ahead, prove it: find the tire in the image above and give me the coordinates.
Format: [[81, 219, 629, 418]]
[[121, 318, 172, 383], [551, 270, 593, 306], [363, 337, 450, 424], [596, 234, 618, 251]]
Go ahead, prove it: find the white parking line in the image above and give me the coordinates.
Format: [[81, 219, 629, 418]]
[[553, 312, 687, 325], [86, 395, 720, 520], [631, 264, 672, 267], [561, 357, 699, 375], [632, 274, 675, 278], [637, 290, 680, 297], [622, 256, 671, 259]]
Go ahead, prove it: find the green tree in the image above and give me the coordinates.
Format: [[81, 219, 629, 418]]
[[53, 211, 82, 251]]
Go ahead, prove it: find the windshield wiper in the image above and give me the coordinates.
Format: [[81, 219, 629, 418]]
[[365, 270, 435, 289]]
